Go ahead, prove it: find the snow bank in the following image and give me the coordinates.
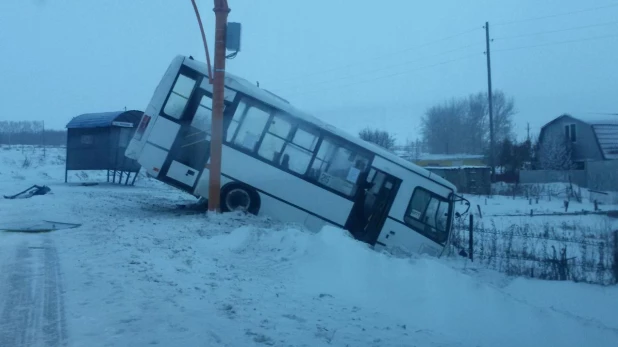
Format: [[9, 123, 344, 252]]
[[197, 225, 618, 347], [2, 145, 617, 346], [504, 278, 618, 331]]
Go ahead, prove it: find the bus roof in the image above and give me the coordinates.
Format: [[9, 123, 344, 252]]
[[180, 55, 456, 191]]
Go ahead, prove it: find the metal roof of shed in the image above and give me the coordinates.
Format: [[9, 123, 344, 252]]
[[66, 110, 141, 129]]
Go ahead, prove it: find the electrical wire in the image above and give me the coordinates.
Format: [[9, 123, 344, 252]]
[[283, 53, 480, 98], [273, 42, 484, 93], [265, 6, 618, 105], [494, 33, 618, 53], [270, 26, 482, 85], [493, 2, 618, 26], [493, 20, 618, 40]]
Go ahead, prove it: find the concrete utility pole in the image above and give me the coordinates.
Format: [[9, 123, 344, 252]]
[[484, 21, 495, 182], [208, 0, 230, 212]]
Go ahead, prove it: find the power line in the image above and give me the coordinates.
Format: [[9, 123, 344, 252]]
[[494, 33, 618, 53], [376, 27, 482, 56], [274, 42, 484, 93], [283, 53, 480, 98], [494, 20, 618, 40], [269, 26, 482, 85], [494, 3, 618, 26]]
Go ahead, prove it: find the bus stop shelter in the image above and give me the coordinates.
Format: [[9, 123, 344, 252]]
[[65, 110, 143, 185]]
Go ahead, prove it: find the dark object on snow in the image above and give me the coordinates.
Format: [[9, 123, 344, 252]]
[[4, 185, 51, 199], [65, 110, 143, 185], [176, 198, 209, 211], [0, 220, 81, 233]]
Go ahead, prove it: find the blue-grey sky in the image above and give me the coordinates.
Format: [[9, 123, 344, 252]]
[[2, 0, 617, 145]]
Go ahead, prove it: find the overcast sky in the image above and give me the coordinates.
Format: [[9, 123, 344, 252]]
[[2, 0, 617, 145]]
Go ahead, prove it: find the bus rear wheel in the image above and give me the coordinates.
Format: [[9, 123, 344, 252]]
[[220, 184, 260, 215]]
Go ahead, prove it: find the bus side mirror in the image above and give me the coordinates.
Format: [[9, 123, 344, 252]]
[[455, 212, 461, 218]]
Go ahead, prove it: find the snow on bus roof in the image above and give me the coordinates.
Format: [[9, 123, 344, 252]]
[[181, 56, 455, 191]]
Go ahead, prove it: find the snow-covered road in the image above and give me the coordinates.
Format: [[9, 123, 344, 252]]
[[1, 183, 430, 346], [1, 147, 618, 346], [0, 233, 67, 347]]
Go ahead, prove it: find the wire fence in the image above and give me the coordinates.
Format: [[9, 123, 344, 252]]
[[449, 216, 618, 285]]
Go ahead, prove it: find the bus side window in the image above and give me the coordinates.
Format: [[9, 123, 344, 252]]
[[226, 102, 248, 142], [233, 103, 270, 151], [191, 95, 214, 133], [310, 137, 370, 196], [163, 74, 197, 120], [280, 127, 319, 175], [258, 115, 292, 162]]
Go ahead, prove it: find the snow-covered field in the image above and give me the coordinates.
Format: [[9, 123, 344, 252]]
[[1, 146, 618, 347], [457, 184, 618, 240]]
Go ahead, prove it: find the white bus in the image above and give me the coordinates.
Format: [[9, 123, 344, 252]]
[[126, 55, 463, 257]]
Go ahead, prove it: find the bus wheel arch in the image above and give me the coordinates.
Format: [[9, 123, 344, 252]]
[[220, 182, 261, 215]]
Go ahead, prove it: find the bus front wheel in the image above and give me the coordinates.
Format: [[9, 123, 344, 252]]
[[220, 184, 260, 215]]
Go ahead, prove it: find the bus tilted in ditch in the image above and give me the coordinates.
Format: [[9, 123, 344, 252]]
[[126, 55, 464, 257]]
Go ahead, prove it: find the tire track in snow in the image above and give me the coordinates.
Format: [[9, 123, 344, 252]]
[[0, 238, 68, 347], [42, 237, 68, 346], [0, 242, 35, 347]]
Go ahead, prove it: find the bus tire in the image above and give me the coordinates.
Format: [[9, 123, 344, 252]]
[[220, 183, 261, 215]]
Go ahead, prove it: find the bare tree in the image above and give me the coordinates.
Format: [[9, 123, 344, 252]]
[[464, 92, 488, 154], [403, 137, 423, 161], [421, 98, 466, 154], [492, 91, 516, 144], [421, 90, 515, 155], [414, 138, 422, 161], [359, 128, 396, 150], [0, 120, 65, 146], [537, 132, 575, 170]]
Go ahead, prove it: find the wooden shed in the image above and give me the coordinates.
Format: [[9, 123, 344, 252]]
[[425, 166, 491, 195]]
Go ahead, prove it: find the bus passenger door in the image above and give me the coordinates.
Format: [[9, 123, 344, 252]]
[[347, 169, 401, 245], [159, 91, 213, 192]]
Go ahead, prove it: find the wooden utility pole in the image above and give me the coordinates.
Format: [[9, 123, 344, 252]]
[[527, 122, 530, 142], [208, 0, 230, 212], [485, 21, 495, 182]]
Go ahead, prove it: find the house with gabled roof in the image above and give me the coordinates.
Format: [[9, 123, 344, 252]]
[[537, 114, 618, 168]]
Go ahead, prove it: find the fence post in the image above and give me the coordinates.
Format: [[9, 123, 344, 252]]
[[613, 230, 618, 285], [469, 214, 474, 262]]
